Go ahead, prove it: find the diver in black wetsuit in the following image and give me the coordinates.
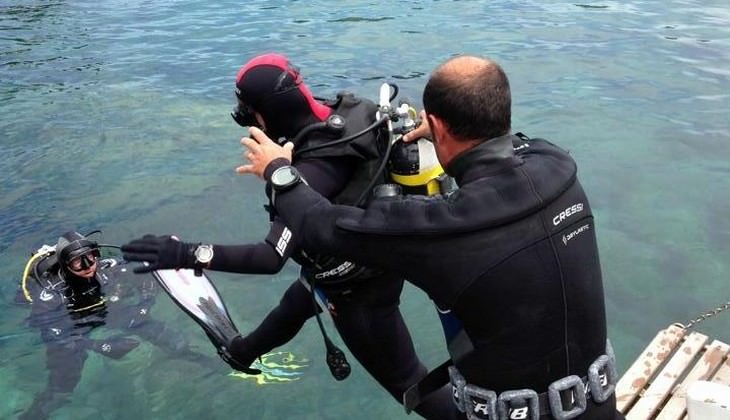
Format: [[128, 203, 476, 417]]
[[121, 53, 457, 419], [238, 55, 625, 419], [17, 231, 217, 420]]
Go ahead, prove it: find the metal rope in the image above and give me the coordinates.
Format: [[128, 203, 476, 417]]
[[674, 300, 730, 330]]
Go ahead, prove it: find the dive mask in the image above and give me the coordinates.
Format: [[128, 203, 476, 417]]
[[68, 251, 99, 271], [58, 235, 99, 271], [231, 89, 259, 128]]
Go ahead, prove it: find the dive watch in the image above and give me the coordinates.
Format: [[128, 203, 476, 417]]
[[270, 165, 306, 205], [192, 243, 214, 277], [194, 244, 214, 265], [271, 165, 303, 191]]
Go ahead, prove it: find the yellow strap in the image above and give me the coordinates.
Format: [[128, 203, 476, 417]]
[[70, 298, 107, 313]]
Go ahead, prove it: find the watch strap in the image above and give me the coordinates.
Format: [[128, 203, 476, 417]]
[[192, 244, 214, 276]]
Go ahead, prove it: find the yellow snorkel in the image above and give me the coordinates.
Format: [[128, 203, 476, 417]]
[[20, 245, 56, 303]]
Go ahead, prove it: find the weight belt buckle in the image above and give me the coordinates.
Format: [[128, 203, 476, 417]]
[[588, 354, 618, 403], [463, 384, 497, 420], [448, 365, 467, 413], [497, 389, 539, 420], [548, 374, 586, 420]]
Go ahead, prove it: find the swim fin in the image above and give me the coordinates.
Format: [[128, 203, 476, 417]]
[[152, 269, 260, 374]]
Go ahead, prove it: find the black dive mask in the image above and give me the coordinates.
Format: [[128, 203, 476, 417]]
[[231, 90, 259, 128], [68, 251, 99, 271], [59, 235, 100, 272]]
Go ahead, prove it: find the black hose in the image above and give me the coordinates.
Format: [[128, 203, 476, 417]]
[[353, 130, 396, 207], [291, 121, 330, 147], [293, 115, 389, 158], [388, 83, 398, 102], [309, 281, 351, 381]]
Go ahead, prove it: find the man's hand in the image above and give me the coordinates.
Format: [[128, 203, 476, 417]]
[[236, 126, 294, 178], [402, 110, 432, 143]]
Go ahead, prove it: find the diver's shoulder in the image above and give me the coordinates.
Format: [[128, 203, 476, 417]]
[[328, 91, 377, 112]]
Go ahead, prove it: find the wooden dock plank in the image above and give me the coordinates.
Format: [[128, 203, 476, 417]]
[[710, 354, 730, 386], [617, 325, 686, 413], [654, 339, 730, 420], [626, 331, 709, 420]]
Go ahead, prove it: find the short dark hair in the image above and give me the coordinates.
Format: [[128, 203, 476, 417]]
[[423, 57, 511, 141]]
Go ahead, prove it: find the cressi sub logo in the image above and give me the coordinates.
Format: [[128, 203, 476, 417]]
[[552, 203, 584, 226], [275, 227, 292, 256]]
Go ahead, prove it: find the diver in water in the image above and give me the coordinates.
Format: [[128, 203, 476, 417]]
[[17, 231, 217, 420], [121, 53, 458, 419]]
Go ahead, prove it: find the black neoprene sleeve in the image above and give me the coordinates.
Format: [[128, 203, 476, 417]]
[[206, 157, 353, 275]]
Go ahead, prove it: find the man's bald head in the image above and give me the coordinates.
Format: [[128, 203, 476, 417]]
[[423, 55, 511, 142], [435, 55, 495, 79]]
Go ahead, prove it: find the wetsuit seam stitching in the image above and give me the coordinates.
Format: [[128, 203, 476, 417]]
[[518, 165, 572, 373]]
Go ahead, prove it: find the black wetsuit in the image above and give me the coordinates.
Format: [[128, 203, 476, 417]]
[[20, 258, 215, 420], [266, 134, 623, 419], [209, 95, 457, 420]]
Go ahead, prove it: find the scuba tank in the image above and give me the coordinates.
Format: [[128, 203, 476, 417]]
[[386, 138, 456, 197], [372, 88, 457, 199]]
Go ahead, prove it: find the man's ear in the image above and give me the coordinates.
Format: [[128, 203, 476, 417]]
[[427, 114, 447, 144]]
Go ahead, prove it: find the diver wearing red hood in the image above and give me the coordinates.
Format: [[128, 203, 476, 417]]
[[123, 53, 459, 419]]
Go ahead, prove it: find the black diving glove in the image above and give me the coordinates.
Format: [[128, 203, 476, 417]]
[[121, 235, 197, 274]]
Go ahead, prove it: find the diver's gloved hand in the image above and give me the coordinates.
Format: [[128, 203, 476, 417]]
[[220, 335, 262, 375], [121, 235, 197, 274], [88, 335, 140, 359]]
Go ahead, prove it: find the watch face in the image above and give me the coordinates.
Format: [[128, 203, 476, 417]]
[[272, 166, 298, 188], [195, 245, 214, 263]]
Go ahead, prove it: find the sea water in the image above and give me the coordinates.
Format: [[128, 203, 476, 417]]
[[1, 1, 728, 418]]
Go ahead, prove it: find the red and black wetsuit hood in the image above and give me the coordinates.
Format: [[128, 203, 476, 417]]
[[235, 53, 331, 141], [236, 54, 384, 162]]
